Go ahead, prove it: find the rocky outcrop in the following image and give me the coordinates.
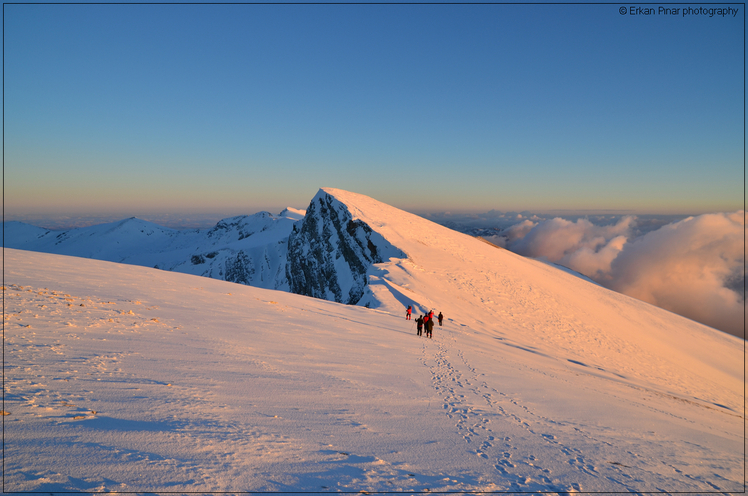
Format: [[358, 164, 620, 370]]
[[286, 190, 405, 304]]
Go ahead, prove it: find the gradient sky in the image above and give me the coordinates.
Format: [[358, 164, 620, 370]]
[[4, 3, 744, 226]]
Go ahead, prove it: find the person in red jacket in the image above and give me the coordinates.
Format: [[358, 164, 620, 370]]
[[406, 305, 412, 320]]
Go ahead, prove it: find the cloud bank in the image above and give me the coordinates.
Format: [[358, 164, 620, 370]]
[[499, 212, 745, 338]]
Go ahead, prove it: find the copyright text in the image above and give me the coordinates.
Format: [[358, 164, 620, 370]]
[[621, 5, 739, 17]]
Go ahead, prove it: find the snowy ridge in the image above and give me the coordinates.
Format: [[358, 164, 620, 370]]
[[309, 190, 744, 411]]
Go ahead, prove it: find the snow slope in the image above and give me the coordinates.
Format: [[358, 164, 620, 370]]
[[3, 190, 744, 493], [323, 188, 742, 410]]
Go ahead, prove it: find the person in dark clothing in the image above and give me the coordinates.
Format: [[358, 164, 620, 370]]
[[416, 315, 424, 336], [438, 312, 444, 326], [426, 317, 434, 338]]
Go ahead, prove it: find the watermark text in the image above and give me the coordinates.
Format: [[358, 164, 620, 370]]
[[620, 5, 739, 17]]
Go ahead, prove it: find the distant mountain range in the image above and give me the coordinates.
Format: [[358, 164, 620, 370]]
[[5, 207, 303, 291]]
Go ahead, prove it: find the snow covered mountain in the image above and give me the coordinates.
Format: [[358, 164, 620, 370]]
[[0, 189, 620, 310], [286, 189, 406, 304], [2, 188, 744, 492], [4, 208, 303, 291]]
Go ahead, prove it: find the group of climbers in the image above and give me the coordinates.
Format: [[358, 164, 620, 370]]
[[407, 305, 443, 339]]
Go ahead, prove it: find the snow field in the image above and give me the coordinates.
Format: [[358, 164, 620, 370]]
[[3, 247, 744, 493]]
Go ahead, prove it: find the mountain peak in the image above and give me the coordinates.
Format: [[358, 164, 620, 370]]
[[287, 189, 406, 305], [279, 207, 306, 220]]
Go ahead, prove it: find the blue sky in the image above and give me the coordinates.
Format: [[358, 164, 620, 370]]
[[4, 3, 744, 226]]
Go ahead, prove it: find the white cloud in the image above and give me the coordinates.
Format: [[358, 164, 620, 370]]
[[508, 216, 636, 268], [503, 219, 538, 243], [561, 234, 628, 280], [608, 211, 745, 338], [501, 212, 745, 338]]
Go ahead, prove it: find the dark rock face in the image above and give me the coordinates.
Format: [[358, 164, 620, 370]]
[[286, 192, 404, 304], [224, 250, 256, 285]]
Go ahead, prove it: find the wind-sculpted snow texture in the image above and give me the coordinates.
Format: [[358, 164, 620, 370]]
[[286, 190, 406, 304]]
